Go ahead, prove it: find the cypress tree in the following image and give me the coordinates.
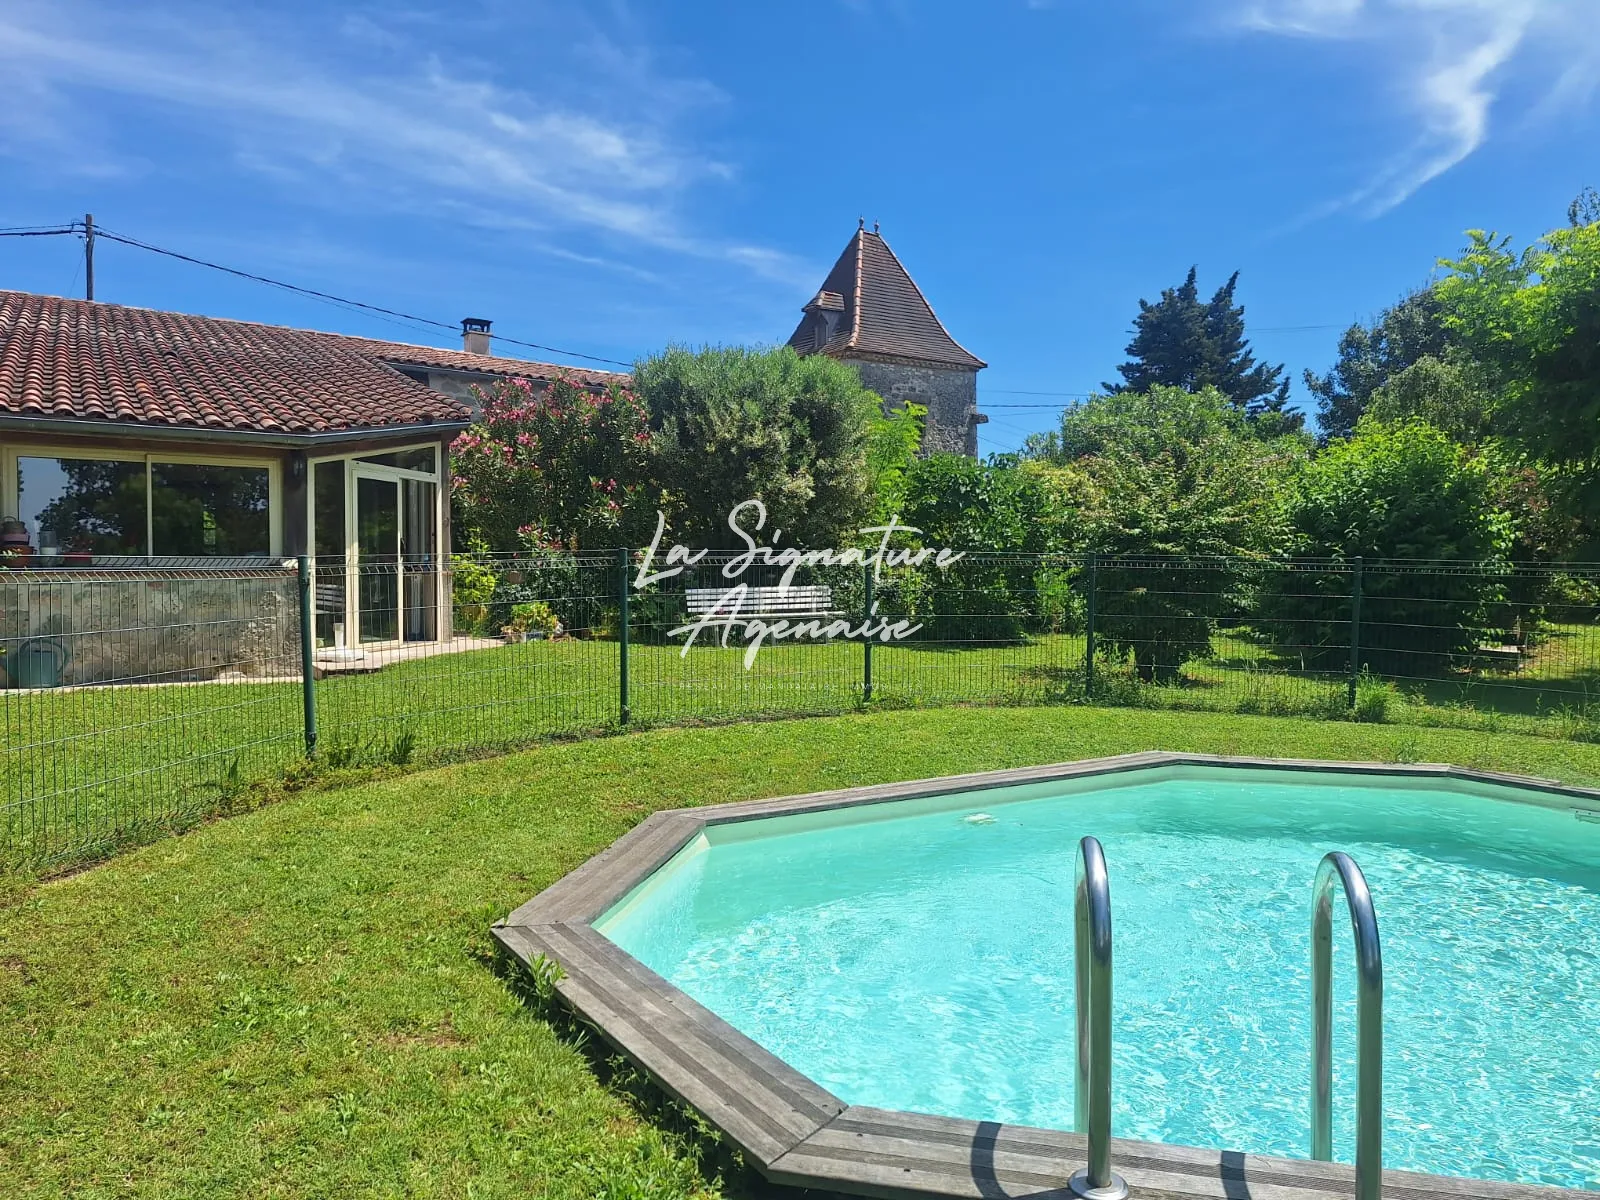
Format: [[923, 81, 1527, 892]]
[[1106, 267, 1289, 421]]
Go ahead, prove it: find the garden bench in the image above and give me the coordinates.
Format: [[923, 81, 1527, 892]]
[[683, 584, 837, 621]]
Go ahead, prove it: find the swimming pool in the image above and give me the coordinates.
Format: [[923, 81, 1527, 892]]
[[597, 764, 1600, 1192]]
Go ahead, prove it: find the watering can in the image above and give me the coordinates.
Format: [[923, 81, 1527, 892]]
[[2, 638, 70, 688]]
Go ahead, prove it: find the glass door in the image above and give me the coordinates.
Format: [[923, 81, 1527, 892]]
[[400, 477, 438, 643], [356, 474, 400, 645]]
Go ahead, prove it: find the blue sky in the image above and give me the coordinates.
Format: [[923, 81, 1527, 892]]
[[2, 0, 1597, 454]]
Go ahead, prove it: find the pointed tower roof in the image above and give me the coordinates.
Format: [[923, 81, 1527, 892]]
[[787, 227, 985, 369]]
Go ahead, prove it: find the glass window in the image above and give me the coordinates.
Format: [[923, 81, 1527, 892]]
[[150, 463, 270, 556], [312, 461, 347, 647], [357, 446, 437, 474], [15, 456, 146, 556]]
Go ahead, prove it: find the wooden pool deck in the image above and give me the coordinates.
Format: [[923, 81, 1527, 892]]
[[492, 753, 1600, 1200]]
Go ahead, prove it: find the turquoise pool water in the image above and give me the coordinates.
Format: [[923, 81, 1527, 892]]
[[600, 767, 1600, 1191]]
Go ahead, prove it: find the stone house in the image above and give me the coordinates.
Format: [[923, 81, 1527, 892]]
[[0, 291, 624, 684], [786, 222, 987, 456]]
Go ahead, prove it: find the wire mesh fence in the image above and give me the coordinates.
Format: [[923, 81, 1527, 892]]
[[6, 551, 1600, 871]]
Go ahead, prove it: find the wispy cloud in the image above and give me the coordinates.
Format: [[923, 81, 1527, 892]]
[[0, 0, 807, 279], [1236, 0, 1600, 213]]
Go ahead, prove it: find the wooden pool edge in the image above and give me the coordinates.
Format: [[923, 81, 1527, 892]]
[[493, 752, 1600, 1200]]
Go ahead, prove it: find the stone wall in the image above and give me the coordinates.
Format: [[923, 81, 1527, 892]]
[[0, 568, 300, 688], [843, 358, 980, 456]]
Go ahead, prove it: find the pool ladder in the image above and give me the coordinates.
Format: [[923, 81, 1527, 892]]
[[1069, 838, 1384, 1200]]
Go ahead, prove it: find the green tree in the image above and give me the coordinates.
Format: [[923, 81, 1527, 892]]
[[1436, 224, 1600, 517], [450, 376, 655, 552], [900, 454, 1050, 639], [1076, 396, 1303, 681], [865, 401, 925, 522], [635, 345, 879, 549], [1262, 420, 1511, 674], [1302, 288, 1451, 441], [1106, 268, 1292, 423]]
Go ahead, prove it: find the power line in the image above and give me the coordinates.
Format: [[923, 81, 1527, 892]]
[[3, 217, 635, 369]]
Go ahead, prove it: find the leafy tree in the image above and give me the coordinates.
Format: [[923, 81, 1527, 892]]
[[1262, 420, 1511, 673], [1076, 396, 1303, 681], [450, 376, 655, 552], [1365, 350, 1495, 445], [1035, 384, 1262, 462], [865, 401, 925, 522], [1302, 288, 1451, 441], [1105, 267, 1292, 423], [900, 454, 1050, 639], [635, 345, 878, 549], [1436, 224, 1600, 514], [1570, 185, 1600, 228]]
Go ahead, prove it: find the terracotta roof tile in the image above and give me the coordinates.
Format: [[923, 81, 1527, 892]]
[[786, 230, 985, 370], [0, 291, 629, 436]]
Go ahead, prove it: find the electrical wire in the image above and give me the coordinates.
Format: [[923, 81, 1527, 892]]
[[0, 218, 634, 368]]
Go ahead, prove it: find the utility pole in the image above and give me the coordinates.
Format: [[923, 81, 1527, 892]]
[[84, 213, 95, 301]]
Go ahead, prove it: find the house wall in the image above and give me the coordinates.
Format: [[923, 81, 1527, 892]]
[[0, 427, 460, 688], [842, 358, 981, 457]]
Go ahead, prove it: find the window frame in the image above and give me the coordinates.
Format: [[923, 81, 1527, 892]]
[[0, 444, 283, 558], [305, 441, 445, 648]]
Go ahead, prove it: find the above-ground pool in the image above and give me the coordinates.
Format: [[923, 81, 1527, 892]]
[[598, 765, 1600, 1192]]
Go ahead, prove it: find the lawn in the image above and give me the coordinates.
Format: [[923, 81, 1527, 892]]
[[6, 704, 1600, 1199], [8, 623, 1600, 871]]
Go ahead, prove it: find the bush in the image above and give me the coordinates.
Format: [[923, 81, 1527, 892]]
[[1068, 389, 1304, 681], [900, 455, 1051, 641], [1261, 419, 1512, 674], [451, 376, 655, 552], [635, 345, 879, 549]]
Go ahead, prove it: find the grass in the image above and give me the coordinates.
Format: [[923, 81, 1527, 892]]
[[9, 621, 1600, 871], [6, 703, 1600, 1198]]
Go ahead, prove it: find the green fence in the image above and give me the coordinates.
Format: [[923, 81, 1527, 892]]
[[5, 551, 1600, 870]]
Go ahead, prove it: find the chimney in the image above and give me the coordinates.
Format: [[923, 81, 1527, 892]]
[[461, 317, 492, 355]]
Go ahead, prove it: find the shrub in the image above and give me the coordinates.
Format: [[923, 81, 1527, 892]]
[[635, 345, 879, 549], [900, 455, 1050, 641], [1261, 419, 1512, 674], [451, 376, 656, 553]]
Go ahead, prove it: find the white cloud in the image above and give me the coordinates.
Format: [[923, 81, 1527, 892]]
[[0, 0, 802, 277], [1237, 0, 1600, 212]]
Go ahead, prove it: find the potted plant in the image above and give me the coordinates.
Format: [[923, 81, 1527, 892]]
[[0, 517, 30, 566], [502, 601, 560, 644]]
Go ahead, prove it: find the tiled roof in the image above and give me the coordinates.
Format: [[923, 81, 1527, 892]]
[[786, 229, 985, 370], [311, 330, 629, 389], [0, 291, 625, 436]]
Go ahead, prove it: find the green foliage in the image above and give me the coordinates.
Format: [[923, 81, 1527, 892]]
[[1035, 388, 1305, 681], [900, 454, 1051, 639], [1104, 267, 1293, 423], [635, 345, 879, 549], [505, 601, 561, 638], [1365, 350, 1495, 444], [1436, 224, 1600, 535], [1302, 288, 1451, 441], [450, 376, 655, 552], [865, 401, 925, 521], [1352, 673, 1400, 724], [449, 543, 500, 635], [1263, 420, 1512, 672]]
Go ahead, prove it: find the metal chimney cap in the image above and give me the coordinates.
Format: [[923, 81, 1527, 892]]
[[461, 317, 492, 334]]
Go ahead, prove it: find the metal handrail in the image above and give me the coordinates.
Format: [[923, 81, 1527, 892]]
[[1311, 851, 1384, 1200], [1070, 836, 1128, 1200]]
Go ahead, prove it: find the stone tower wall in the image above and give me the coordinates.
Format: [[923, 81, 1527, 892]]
[[845, 358, 979, 457]]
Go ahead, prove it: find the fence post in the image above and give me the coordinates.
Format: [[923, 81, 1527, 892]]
[[1347, 557, 1364, 710], [617, 547, 632, 725], [1084, 553, 1098, 701], [296, 555, 318, 757], [862, 562, 875, 704]]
